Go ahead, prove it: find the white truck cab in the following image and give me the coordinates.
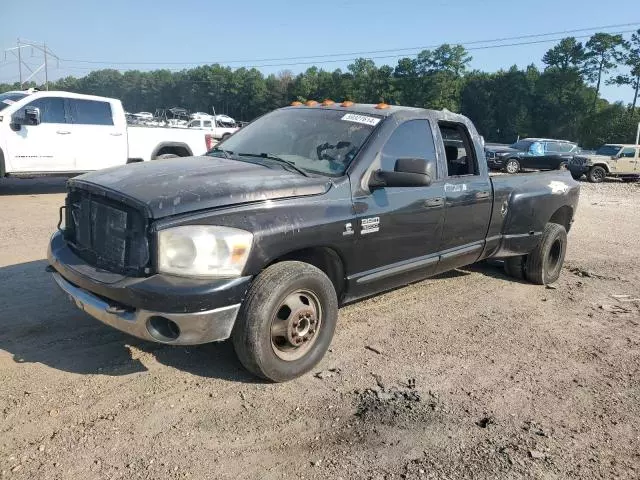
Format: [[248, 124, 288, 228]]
[[0, 90, 211, 178]]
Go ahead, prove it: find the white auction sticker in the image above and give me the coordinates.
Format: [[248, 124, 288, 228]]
[[2, 99, 15, 105], [341, 113, 381, 126]]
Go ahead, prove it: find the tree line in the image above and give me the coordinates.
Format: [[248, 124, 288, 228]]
[[2, 31, 640, 148]]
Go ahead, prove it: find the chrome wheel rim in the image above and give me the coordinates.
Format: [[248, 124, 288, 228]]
[[270, 290, 322, 361], [507, 161, 518, 173]]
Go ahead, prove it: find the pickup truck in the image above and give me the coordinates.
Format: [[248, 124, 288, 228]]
[[186, 118, 238, 141], [568, 143, 639, 182], [0, 90, 211, 179], [47, 102, 580, 382]]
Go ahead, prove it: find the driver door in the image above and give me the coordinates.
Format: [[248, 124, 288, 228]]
[[347, 119, 445, 299], [5, 96, 74, 172], [617, 147, 639, 173]]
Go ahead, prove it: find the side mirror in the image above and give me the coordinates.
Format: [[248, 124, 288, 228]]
[[12, 107, 41, 128], [370, 157, 436, 189]]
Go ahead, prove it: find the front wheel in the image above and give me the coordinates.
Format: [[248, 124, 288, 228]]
[[570, 171, 583, 180], [232, 261, 338, 382], [505, 158, 520, 174], [524, 223, 567, 285], [220, 133, 231, 142], [587, 166, 606, 183]]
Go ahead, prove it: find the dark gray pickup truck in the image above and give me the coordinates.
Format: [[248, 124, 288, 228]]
[[48, 102, 580, 381]]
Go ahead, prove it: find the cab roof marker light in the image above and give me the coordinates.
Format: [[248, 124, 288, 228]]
[[305, 100, 318, 106], [290, 101, 303, 106], [375, 103, 390, 109], [341, 101, 354, 107], [321, 99, 335, 106]]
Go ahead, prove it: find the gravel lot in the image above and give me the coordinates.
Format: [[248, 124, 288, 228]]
[[1, 177, 639, 479]]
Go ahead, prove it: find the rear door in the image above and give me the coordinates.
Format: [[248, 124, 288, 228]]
[[435, 121, 492, 273], [70, 98, 127, 171], [4, 96, 74, 172]]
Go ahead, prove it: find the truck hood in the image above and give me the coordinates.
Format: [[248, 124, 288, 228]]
[[69, 156, 332, 218], [573, 154, 610, 164]]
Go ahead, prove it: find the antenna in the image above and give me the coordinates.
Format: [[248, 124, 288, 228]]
[[2, 39, 60, 90]]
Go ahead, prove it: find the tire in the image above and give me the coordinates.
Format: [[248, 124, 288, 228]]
[[220, 133, 230, 142], [154, 153, 179, 160], [232, 261, 338, 382], [557, 162, 568, 170], [524, 223, 567, 285], [570, 171, 583, 180], [505, 158, 520, 174], [504, 255, 526, 280], [587, 166, 606, 183]]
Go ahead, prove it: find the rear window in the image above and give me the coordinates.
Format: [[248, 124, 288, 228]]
[[69, 99, 114, 125]]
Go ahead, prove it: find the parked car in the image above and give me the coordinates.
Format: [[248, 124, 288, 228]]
[[48, 102, 580, 382], [485, 138, 580, 173], [0, 90, 211, 178], [568, 144, 640, 183], [187, 117, 238, 140]]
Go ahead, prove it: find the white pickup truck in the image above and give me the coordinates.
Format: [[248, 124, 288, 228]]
[[0, 90, 214, 178], [187, 117, 238, 141]]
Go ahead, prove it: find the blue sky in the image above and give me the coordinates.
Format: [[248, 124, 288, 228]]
[[1, 0, 638, 104]]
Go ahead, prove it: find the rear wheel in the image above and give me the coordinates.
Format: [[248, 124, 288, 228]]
[[220, 133, 231, 142], [524, 223, 567, 285], [557, 162, 568, 170], [232, 261, 338, 382], [505, 158, 520, 174], [587, 166, 606, 183]]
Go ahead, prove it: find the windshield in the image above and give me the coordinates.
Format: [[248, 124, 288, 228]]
[[595, 145, 622, 156], [510, 140, 534, 151], [208, 108, 380, 176], [0, 92, 28, 112]]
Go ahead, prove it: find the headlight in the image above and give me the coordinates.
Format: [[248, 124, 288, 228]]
[[158, 226, 253, 278]]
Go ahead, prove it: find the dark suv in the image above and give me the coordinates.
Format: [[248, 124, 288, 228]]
[[485, 138, 580, 173]]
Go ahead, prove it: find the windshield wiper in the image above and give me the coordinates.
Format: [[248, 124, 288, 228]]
[[237, 152, 309, 177], [208, 147, 233, 159]]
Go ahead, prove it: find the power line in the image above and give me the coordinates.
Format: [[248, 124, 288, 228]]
[[55, 29, 637, 72], [59, 22, 640, 67]]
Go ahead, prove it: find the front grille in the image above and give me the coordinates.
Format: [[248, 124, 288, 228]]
[[64, 189, 149, 276]]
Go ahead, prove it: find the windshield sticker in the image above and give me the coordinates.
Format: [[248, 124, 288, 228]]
[[341, 113, 380, 126], [2, 99, 15, 105]]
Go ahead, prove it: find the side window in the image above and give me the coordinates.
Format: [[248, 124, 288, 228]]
[[19, 97, 67, 124], [380, 119, 436, 172], [556, 143, 574, 153], [545, 142, 560, 153], [69, 99, 114, 125], [438, 123, 479, 176], [203, 120, 212, 128], [620, 147, 636, 158]]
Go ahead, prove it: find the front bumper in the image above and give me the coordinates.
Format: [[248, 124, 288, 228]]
[[568, 164, 590, 176], [48, 231, 251, 345], [487, 157, 506, 169]]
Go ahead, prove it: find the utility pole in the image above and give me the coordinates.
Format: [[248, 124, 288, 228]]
[[3, 39, 59, 90]]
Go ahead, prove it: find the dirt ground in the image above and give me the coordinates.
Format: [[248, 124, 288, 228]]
[[1, 177, 639, 480]]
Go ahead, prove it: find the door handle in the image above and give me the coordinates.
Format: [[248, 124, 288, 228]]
[[424, 197, 444, 208], [56, 130, 71, 135], [110, 132, 123, 136], [476, 191, 490, 199]]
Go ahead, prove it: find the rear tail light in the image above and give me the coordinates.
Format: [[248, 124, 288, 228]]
[[205, 134, 215, 151]]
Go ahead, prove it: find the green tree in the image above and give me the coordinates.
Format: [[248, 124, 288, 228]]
[[584, 33, 626, 108], [542, 37, 585, 72], [608, 29, 640, 110]]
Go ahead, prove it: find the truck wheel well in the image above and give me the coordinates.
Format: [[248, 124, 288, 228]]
[[268, 247, 345, 299], [152, 143, 193, 159], [549, 205, 573, 232]]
